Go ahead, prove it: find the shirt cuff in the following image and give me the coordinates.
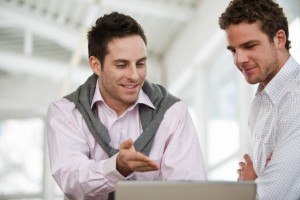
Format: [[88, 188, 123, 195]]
[[102, 153, 134, 186]]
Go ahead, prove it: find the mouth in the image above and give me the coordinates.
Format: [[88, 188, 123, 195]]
[[121, 84, 138, 89], [120, 84, 140, 94], [241, 66, 256, 75]]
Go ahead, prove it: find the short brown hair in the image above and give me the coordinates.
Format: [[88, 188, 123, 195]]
[[219, 0, 291, 50], [87, 12, 147, 67]]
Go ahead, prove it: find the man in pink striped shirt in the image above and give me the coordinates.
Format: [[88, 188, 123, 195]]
[[47, 12, 206, 200]]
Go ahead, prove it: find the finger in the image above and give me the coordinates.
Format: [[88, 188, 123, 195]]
[[239, 174, 244, 181], [131, 161, 159, 172], [239, 161, 245, 168], [134, 165, 159, 172], [266, 152, 272, 160], [265, 152, 273, 167], [243, 154, 252, 164], [120, 138, 134, 149], [134, 160, 159, 169], [123, 152, 160, 169], [128, 151, 153, 162], [118, 150, 152, 168], [237, 169, 243, 181], [146, 159, 160, 169], [118, 150, 159, 172]]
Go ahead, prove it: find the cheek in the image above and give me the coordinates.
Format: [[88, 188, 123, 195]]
[[138, 68, 147, 79], [103, 69, 121, 80], [100, 73, 116, 88], [233, 60, 242, 71]]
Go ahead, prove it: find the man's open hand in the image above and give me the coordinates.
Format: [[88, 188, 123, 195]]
[[116, 139, 159, 177]]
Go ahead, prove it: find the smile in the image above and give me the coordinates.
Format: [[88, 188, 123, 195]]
[[121, 84, 138, 89], [242, 66, 256, 75], [243, 67, 255, 72]]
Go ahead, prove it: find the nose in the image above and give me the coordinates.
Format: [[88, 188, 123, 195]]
[[126, 65, 139, 81], [234, 50, 248, 66]]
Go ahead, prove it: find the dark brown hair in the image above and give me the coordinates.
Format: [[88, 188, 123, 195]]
[[87, 12, 147, 67], [219, 0, 291, 50]]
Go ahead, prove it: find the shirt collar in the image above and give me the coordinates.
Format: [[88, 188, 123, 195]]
[[91, 80, 155, 110], [91, 80, 104, 108], [257, 56, 300, 104]]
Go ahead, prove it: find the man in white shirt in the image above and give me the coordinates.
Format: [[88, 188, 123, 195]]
[[219, 0, 300, 199]]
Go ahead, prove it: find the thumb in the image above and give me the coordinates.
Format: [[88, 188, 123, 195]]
[[120, 138, 134, 150]]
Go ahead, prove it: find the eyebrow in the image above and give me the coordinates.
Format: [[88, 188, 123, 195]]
[[113, 57, 147, 63], [137, 57, 147, 62], [227, 40, 261, 51]]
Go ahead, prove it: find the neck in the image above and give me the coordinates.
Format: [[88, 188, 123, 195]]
[[108, 102, 130, 116], [279, 51, 290, 65]]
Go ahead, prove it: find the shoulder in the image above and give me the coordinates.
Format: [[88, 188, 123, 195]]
[[164, 100, 190, 118], [279, 80, 300, 108], [47, 98, 85, 134], [167, 100, 186, 109], [48, 98, 76, 112], [47, 98, 79, 120], [275, 63, 300, 106], [276, 79, 300, 128]]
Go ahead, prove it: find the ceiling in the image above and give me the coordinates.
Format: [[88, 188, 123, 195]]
[[0, 0, 230, 120]]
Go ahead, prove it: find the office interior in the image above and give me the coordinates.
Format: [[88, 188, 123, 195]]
[[0, 0, 299, 199]]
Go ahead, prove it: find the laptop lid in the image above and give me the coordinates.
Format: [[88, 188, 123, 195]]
[[115, 180, 256, 200]]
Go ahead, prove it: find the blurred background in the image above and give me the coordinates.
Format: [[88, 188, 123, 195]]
[[0, 0, 299, 199]]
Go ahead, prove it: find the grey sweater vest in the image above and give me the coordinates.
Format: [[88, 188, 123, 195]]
[[65, 73, 180, 157]]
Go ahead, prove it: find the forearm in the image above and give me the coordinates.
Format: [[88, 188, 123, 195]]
[[255, 138, 300, 199], [51, 154, 127, 199]]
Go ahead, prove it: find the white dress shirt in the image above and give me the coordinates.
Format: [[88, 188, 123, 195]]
[[47, 83, 207, 200], [248, 56, 300, 200]]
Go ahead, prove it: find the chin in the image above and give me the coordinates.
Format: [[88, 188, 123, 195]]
[[246, 80, 259, 85], [245, 78, 260, 85], [124, 96, 138, 104]]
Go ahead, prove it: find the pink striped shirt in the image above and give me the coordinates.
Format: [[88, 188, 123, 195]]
[[47, 82, 207, 200]]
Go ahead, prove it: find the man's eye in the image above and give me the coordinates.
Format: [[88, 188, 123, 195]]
[[137, 62, 145, 67], [229, 49, 236, 54], [245, 44, 256, 49], [116, 64, 126, 68]]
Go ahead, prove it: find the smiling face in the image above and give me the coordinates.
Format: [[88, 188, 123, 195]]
[[90, 35, 147, 115], [226, 21, 283, 86]]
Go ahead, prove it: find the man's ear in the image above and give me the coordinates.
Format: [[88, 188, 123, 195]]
[[89, 56, 101, 76], [274, 29, 287, 50]]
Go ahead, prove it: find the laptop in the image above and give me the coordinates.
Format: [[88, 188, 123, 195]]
[[115, 180, 256, 200]]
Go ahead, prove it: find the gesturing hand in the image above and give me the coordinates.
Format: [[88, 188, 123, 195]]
[[116, 139, 159, 177]]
